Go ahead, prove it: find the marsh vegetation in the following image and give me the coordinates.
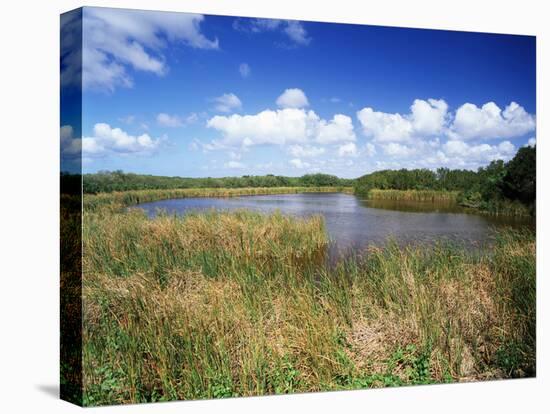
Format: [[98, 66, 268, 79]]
[[80, 189, 535, 405]]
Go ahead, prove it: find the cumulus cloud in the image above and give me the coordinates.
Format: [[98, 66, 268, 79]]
[[202, 95, 534, 174], [232, 18, 310, 46], [338, 142, 358, 157], [357, 98, 448, 142], [83, 8, 218, 91], [357, 108, 411, 142], [239, 63, 251, 78], [317, 114, 356, 144], [449, 101, 536, 140], [206, 108, 355, 148], [381, 142, 417, 158], [364, 142, 377, 157], [80, 123, 164, 158], [207, 109, 316, 146], [276, 88, 309, 109], [410, 99, 449, 136], [443, 140, 516, 162], [213, 93, 242, 113], [157, 113, 183, 127], [61, 10, 83, 89], [374, 136, 517, 169], [60, 125, 81, 157], [357, 98, 535, 150]]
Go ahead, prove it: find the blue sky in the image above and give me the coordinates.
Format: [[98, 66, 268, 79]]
[[61, 7, 536, 177]]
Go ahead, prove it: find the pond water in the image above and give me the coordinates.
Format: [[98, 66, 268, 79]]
[[134, 193, 531, 251]]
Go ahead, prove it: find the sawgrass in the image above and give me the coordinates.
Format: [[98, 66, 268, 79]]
[[81, 194, 535, 406], [366, 189, 459, 203]]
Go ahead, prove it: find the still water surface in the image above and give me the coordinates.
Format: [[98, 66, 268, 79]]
[[135, 193, 530, 251]]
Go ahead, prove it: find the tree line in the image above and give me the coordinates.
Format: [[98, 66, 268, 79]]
[[354, 145, 536, 214], [82, 172, 354, 194], [73, 145, 535, 215]]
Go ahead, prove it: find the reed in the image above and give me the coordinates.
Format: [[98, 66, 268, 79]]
[[81, 194, 535, 405], [366, 189, 460, 202]]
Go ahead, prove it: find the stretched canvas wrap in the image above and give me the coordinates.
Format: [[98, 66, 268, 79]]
[[60, 6, 536, 407]]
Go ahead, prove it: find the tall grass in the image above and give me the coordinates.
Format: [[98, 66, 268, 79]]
[[366, 189, 460, 202], [82, 199, 536, 405]]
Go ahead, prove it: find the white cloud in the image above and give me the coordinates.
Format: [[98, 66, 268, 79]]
[[317, 114, 356, 144], [224, 160, 245, 169], [357, 98, 535, 148], [284, 20, 311, 45], [213, 93, 242, 113], [449, 101, 535, 140], [157, 113, 183, 127], [81, 123, 164, 158], [288, 145, 325, 158], [239, 63, 251, 78], [61, 10, 83, 89], [410, 99, 448, 136], [207, 109, 315, 146], [338, 142, 358, 157], [443, 140, 471, 157], [289, 158, 310, 169], [201, 97, 534, 175], [357, 108, 412, 142], [232, 18, 282, 33], [498, 140, 515, 154], [233, 18, 310, 46], [83, 8, 218, 92], [443, 140, 516, 162], [375, 137, 516, 169], [356, 98, 448, 142], [60, 125, 73, 142], [276, 88, 309, 109], [364, 142, 376, 157], [60, 125, 81, 156], [423, 151, 450, 166], [526, 137, 536, 147], [206, 108, 354, 148], [381, 142, 417, 158]]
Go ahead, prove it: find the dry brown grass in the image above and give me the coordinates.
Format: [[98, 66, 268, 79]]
[[81, 203, 535, 405]]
